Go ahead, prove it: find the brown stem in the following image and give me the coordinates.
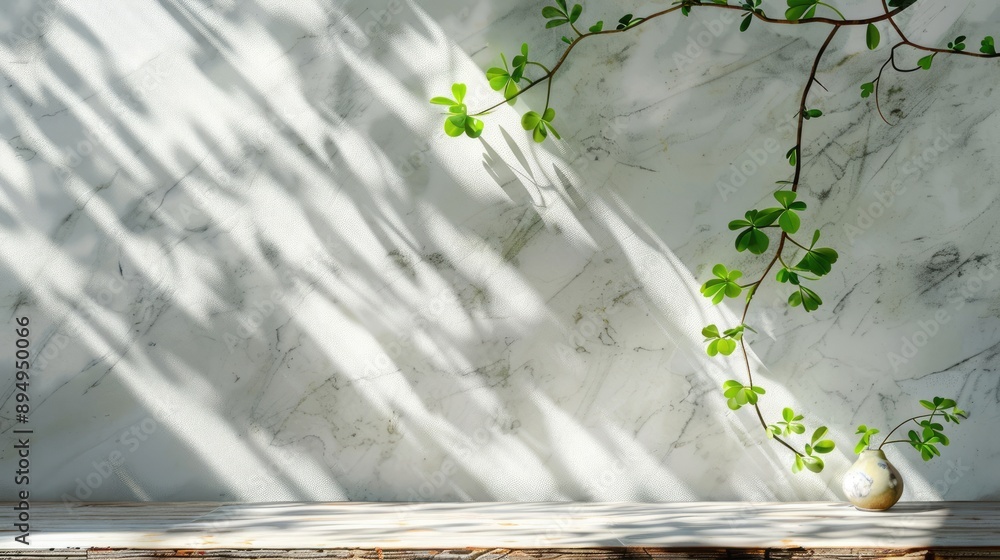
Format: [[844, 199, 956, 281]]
[[792, 26, 839, 193], [741, 235, 786, 324], [880, 0, 907, 42], [472, 2, 917, 116], [877, 413, 936, 449], [740, 339, 803, 457]]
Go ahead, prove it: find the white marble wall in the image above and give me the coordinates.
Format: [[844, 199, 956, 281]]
[[1, 0, 998, 502]]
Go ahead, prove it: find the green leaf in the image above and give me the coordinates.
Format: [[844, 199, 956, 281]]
[[796, 247, 839, 277], [465, 117, 484, 138], [569, 4, 583, 23], [803, 456, 824, 473], [546, 19, 569, 28], [452, 83, 467, 104], [486, 67, 509, 90], [982, 36, 996, 55], [866, 23, 881, 50], [717, 337, 737, 356], [799, 286, 823, 312], [813, 440, 835, 453], [703, 324, 721, 339], [860, 82, 875, 98], [430, 96, 456, 106], [783, 407, 795, 422], [786, 146, 797, 166], [811, 426, 828, 444], [740, 14, 752, 32], [532, 124, 548, 143], [590, 21, 604, 33], [444, 114, 467, 137], [542, 6, 564, 18], [803, 109, 823, 119], [920, 399, 936, 410], [785, 0, 819, 21], [773, 190, 796, 207], [556, 0, 568, 11], [779, 210, 801, 234], [723, 379, 743, 390], [522, 111, 542, 130], [792, 455, 804, 473], [917, 53, 935, 70]]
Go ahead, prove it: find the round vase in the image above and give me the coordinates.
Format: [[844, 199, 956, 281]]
[[841, 449, 904, 511]]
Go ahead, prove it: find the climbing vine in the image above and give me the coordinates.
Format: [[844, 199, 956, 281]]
[[432, 0, 985, 472]]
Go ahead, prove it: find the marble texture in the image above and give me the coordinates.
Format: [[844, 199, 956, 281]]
[[0, 0, 998, 503]]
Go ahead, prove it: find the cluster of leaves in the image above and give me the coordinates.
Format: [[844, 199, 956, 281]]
[[522, 108, 561, 142], [792, 427, 835, 473], [430, 84, 484, 138], [616, 14, 643, 30], [856, 397, 966, 461], [785, 0, 844, 22], [543, 0, 582, 29], [722, 379, 765, 410], [768, 407, 805, 437], [702, 324, 751, 356], [908, 397, 966, 460], [764, 408, 833, 473], [854, 425, 880, 453], [486, 44, 529, 102], [700, 264, 744, 304], [739, 0, 764, 32]]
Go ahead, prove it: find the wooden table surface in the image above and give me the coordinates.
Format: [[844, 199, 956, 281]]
[[1, 501, 998, 557]]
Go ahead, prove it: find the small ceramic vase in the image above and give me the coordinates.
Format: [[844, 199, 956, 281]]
[[842, 449, 904, 511]]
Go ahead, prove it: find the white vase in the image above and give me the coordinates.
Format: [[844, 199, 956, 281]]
[[841, 449, 904, 511]]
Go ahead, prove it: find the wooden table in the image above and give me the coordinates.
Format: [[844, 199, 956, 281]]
[[1, 501, 998, 558]]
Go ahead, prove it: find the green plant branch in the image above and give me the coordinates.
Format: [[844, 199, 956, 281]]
[[527, 61, 551, 73], [877, 413, 936, 449], [741, 339, 804, 457], [792, 25, 839, 192], [445, 0, 981, 473], [471, 1, 916, 117]]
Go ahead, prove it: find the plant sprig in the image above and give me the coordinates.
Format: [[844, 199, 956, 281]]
[[431, 0, 990, 474], [856, 397, 966, 461]]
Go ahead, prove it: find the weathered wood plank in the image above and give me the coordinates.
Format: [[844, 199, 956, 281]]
[[81, 548, 1000, 560], [0, 502, 998, 550]]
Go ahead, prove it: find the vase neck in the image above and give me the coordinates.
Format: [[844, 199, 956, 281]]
[[861, 449, 887, 460]]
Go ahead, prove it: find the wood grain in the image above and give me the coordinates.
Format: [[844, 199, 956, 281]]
[[0, 502, 997, 551]]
